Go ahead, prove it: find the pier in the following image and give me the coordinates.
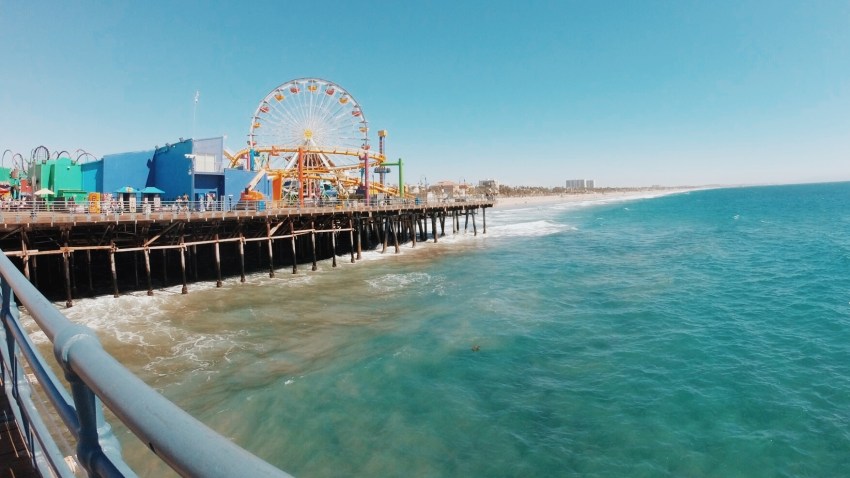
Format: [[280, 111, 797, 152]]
[[0, 199, 493, 306], [0, 197, 492, 477]]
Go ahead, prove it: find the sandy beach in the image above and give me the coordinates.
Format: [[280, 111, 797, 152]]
[[492, 188, 694, 210]]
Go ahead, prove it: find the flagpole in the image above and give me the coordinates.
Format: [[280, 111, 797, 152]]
[[192, 90, 200, 139]]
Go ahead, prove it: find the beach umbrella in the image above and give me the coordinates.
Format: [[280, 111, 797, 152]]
[[34, 188, 54, 196]]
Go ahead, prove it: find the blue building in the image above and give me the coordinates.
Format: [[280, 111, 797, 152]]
[[81, 137, 270, 210]]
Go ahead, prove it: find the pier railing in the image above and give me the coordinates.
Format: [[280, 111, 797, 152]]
[[0, 195, 495, 225], [0, 250, 292, 477]]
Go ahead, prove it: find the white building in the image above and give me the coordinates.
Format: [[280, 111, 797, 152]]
[[565, 179, 595, 190]]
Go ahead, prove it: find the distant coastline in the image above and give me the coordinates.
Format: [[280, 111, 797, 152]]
[[493, 187, 696, 209]]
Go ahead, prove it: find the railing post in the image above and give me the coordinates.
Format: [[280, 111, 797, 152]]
[[54, 326, 129, 477], [1, 278, 14, 385], [1, 278, 36, 469]]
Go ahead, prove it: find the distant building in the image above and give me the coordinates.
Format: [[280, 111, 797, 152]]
[[565, 179, 594, 190], [478, 179, 499, 196]]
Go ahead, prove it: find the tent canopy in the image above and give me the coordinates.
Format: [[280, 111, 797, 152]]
[[115, 186, 135, 193], [140, 186, 165, 194], [34, 188, 55, 196]]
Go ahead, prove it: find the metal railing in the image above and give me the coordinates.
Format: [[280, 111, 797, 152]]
[[0, 196, 494, 224], [0, 250, 292, 477]]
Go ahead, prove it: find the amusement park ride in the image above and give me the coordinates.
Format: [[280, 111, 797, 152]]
[[223, 78, 403, 206]]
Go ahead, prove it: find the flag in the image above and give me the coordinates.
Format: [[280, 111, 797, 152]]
[[194, 91, 200, 103]]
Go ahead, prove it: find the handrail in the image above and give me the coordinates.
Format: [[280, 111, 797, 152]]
[[0, 250, 292, 477], [0, 196, 494, 226]]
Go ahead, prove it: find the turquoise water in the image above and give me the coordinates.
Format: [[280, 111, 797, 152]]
[[61, 183, 850, 476]]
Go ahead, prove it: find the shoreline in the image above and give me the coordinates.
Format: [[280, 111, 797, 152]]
[[492, 188, 696, 210]]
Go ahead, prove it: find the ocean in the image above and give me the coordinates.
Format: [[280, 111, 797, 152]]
[[53, 182, 850, 477]]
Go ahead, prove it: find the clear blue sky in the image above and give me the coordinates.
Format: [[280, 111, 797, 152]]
[[1, 1, 848, 187]]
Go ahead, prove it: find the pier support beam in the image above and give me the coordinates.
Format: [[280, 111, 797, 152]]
[[472, 208, 477, 236], [161, 249, 167, 286], [239, 236, 246, 282], [21, 238, 29, 280], [86, 250, 93, 293], [191, 245, 199, 281], [331, 223, 337, 268], [109, 247, 119, 298], [482, 207, 487, 234], [133, 251, 140, 288], [179, 242, 188, 295], [290, 223, 298, 274], [349, 218, 355, 263], [143, 248, 153, 296], [214, 234, 222, 287], [70, 250, 77, 299], [432, 213, 438, 243], [382, 217, 389, 253], [356, 217, 362, 260], [31, 255, 39, 289], [63, 250, 73, 308], [310, 221, 317, 271], [392, 216, 400, 253], [266, 222, 275, 278]]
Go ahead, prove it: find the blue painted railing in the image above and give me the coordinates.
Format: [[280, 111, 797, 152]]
[[0, 250, 292, 477]]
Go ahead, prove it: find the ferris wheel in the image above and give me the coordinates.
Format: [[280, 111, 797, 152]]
[[247, 78, 372, 172]]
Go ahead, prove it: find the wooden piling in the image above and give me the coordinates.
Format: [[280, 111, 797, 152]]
[[62, 251, 73, 308], [290, 223, 297, 274], [191, 245, 199, 281], [310, 221, 317, 271], [160, 249, 167, 286], [143, 247, 153, 296], [69, 250, 77, 299], [266, 222, 275, 278], [179, 241, 188, 295], [31, 255, 38, 289], [239, 236, 247, 282], [355, 217, 362, 260], [109, 247, 119, 298], [392, 216, 400, 253], [349, 218, 355, 263], [21, 238, 29, 280], [86, 249, 92, 292], [432, 213, 438, 243], [331, 223, 337, 267], [214, 234, 222, 287], [133, 250, 140, 288]]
